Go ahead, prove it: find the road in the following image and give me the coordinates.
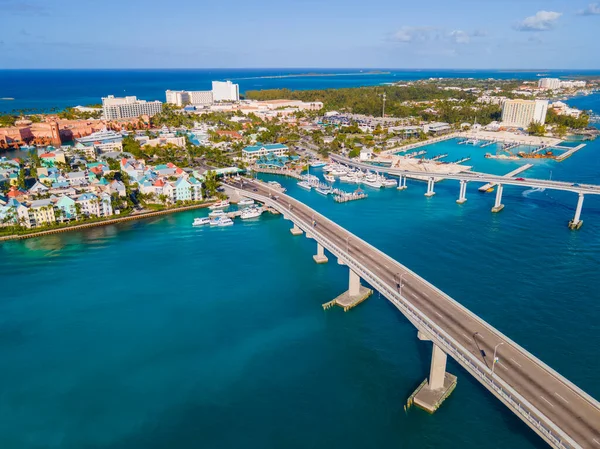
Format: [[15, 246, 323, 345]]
[[226, 177, 600, 449], [330, 155, 600, 195]]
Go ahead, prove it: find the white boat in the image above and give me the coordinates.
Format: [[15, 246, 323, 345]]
[[315, 187, 332, 195], [301, 174, 319, 183], [209, 199, 230, 210], [192, 217, 210, 226], [297, 181, 312, 190], [209, 209, 226, 218], [329, 168, 347, 176], [381, 178, 398, 187], [362, 175, 383, 188], [210, 216, 234, 226], [324, 174, 335, 183], [267, 181, 286, 192], [237, 198, 255, 206], [310, 161, 326, 168], [240, 207, 262, 219]]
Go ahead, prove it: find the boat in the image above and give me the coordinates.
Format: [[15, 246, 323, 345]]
[[240, 207, 262, 219], [208, 209, 226, 218], [237, 198, 255, 206], [210, 216, 234, 226], [297, 181, 312, 190], [362, 179, 383, 188], [209, 199, 230, 210], [486, 187, 495, 193], [324, 174, 335, 183], [267, 181, 286, 192], [315, 187, 332, 195], [381, 178, 398, 187], [192, 217, 211, 226], [310, 161, 326, 168]]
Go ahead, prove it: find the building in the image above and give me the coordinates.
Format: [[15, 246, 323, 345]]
[[501, 99, 549, 128], [550, 101, 583, 118], [188, 91, 213, 105], [538, 78, 560, 90], [102, 95, 162, 119], [559, 80, 587, 89], [423, 122, 451, 135], [242, 143, 288, 161], [212, 81, 240, 102]]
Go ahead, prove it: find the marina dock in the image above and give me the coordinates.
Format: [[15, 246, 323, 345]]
[[555, 144, 586, 162], [478, 164, 534, 192]]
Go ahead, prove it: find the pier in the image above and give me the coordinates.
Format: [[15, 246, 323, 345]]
[[480, 140, 497, 148], [555, 144, 586, 162], [478, 164, 534, 192], [226, 177, 600, 449]]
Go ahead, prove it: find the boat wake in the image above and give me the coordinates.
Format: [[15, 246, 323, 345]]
[[522, 187, 545, 197]]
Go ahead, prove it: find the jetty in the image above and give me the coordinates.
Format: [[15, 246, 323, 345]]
[[452, 156, 471, 164], [478, 164, 534, 192], [555, 144, 586, 162], [333, 190, 368, 203], [480, 140, 497, 148]]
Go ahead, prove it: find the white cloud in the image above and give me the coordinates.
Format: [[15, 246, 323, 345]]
[[391, 27, 438, 43], [514, 11, 562, 31], [449, 30, 470, 44], [578, 3, 600, 15]]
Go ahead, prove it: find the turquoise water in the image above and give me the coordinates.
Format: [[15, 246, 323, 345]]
[[1, 97, 600, 448]]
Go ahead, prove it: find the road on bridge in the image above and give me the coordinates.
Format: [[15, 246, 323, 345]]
[[227, 177, 600, 449]]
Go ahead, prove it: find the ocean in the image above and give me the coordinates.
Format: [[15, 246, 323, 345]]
[[1, 68, 600, 113], [0, 77, 599, 449]]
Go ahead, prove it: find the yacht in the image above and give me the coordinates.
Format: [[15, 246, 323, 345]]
[[210, 216, 234, 226], [362, 175, 383, 188], [315, 187, 332, 195], [237, 198, 255, 206], [192, 217, 210, 226], [330, 168, 348, 176], [301, 174, 319, 183], [208, 209, 226, 218], [240, 207, 262, 219], [209, 199, 230, 210], [297, 181, 312, 190], [310, 161, 326, 168], [324, 173, 335, 183], [267, 181, 286, 192]]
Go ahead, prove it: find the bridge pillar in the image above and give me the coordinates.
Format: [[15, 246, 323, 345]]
[[456, 180, 467, 204], [491, 184, 504, 213], [569, 193, 584, 230], [397, 175, 407, 190], [424, 178, 436, 197], [313, 243, 328, 264], [349, 269, 361, 296], [290, 223, 303, 236], [322, 268, 372, 312], [409, 343, 457, 413]]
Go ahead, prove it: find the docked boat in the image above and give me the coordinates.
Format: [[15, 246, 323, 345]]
[[310, 161, 326, 168], [315, 187, 332, 195], [267, 181, 286, 192], [208, 209, 226, 218], [237, 198, 255, 206], [240, 206, 262, 219], [324, 173, 335, 183], [192, 217, 211, 226], [209, 199, 230, 210], [297, 181, 312, 190], [301, 174, 319, 183], [210, 216, 234, 226], [362, 175, 383, 188]]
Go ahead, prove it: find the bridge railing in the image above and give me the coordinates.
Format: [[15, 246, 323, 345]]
[[235, 185, 580, 449]]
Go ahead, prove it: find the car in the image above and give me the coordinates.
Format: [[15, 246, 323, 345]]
[[516, 177, 525, 181], [572, 183, 580, 187]]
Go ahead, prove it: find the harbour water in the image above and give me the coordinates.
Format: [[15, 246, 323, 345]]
[[2, 68, 600, 113], [1, 96, 599, 448]]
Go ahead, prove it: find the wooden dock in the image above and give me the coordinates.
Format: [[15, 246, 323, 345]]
[[478, 164, 533, 192], [322, 286, 372, 312], [555, 144, 586, 162]]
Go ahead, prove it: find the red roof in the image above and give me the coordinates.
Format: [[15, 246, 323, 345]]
[[166, 162, 175, 168], [175, 167, 183, 174], [7, 187, 21, 198], [121, 158, 127, 166], [40, 152, 55, 158], [153, 179, 165, 187]]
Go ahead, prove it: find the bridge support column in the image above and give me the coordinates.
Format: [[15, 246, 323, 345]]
[[313, 243, 328, 264], [568, 193, 584, 230], [322, 268, 372, 312], [290, 223, 303, 236], [408, 342, 457, 413], [397, 175, 407, 190], [456, 180, 467, 204], [424, 178, 436, 197], [491, 184, 504, 213]]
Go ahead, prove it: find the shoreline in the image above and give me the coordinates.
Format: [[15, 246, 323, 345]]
[[0, 202, 213, 242]]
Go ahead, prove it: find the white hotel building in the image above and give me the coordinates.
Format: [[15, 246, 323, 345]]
[[165, 90, 214, 106], [501, 99, 549, 128], [102, 96, 162, 119], [538, 78, 561, 90], [212, 81, 239, 102]]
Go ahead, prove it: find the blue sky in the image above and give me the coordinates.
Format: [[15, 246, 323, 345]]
[[1, 0, 599, 69]]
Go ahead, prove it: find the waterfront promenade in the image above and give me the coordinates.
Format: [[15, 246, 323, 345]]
[[226, 177, 600, 449]]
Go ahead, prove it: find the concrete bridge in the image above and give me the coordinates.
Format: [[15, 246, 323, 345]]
[[330, 154, 600, 229], [225, 177, 600, 449]]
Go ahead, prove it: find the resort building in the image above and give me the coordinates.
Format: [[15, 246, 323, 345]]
[[212, 81, 240, 102], [501, 99, 548, 128], [102, 96, 162, 119], [538, 78, 561, 90], [165, 90, 213, 106], [242, 143, 289, 161]]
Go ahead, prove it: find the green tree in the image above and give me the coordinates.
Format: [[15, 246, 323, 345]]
[[203, 170, 219, 198]]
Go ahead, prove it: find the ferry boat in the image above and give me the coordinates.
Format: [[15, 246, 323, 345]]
[[237, 198, 255, 206], [192, 217, 211, 226], [324, 174, 335, 183], [210, 216, 234, 226], [297, 181, 312, 190], [208, 209, 226, 218], [240, 206, 262, 219], [315, 187, 332, 195], [209, 199, 230, 210]]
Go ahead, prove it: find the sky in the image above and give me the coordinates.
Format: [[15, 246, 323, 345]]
[[1, 0, 599, 69]]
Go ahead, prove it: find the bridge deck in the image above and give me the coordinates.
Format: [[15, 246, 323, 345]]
[[226, 178, 600, 449], [478, 164, 534, 192]]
